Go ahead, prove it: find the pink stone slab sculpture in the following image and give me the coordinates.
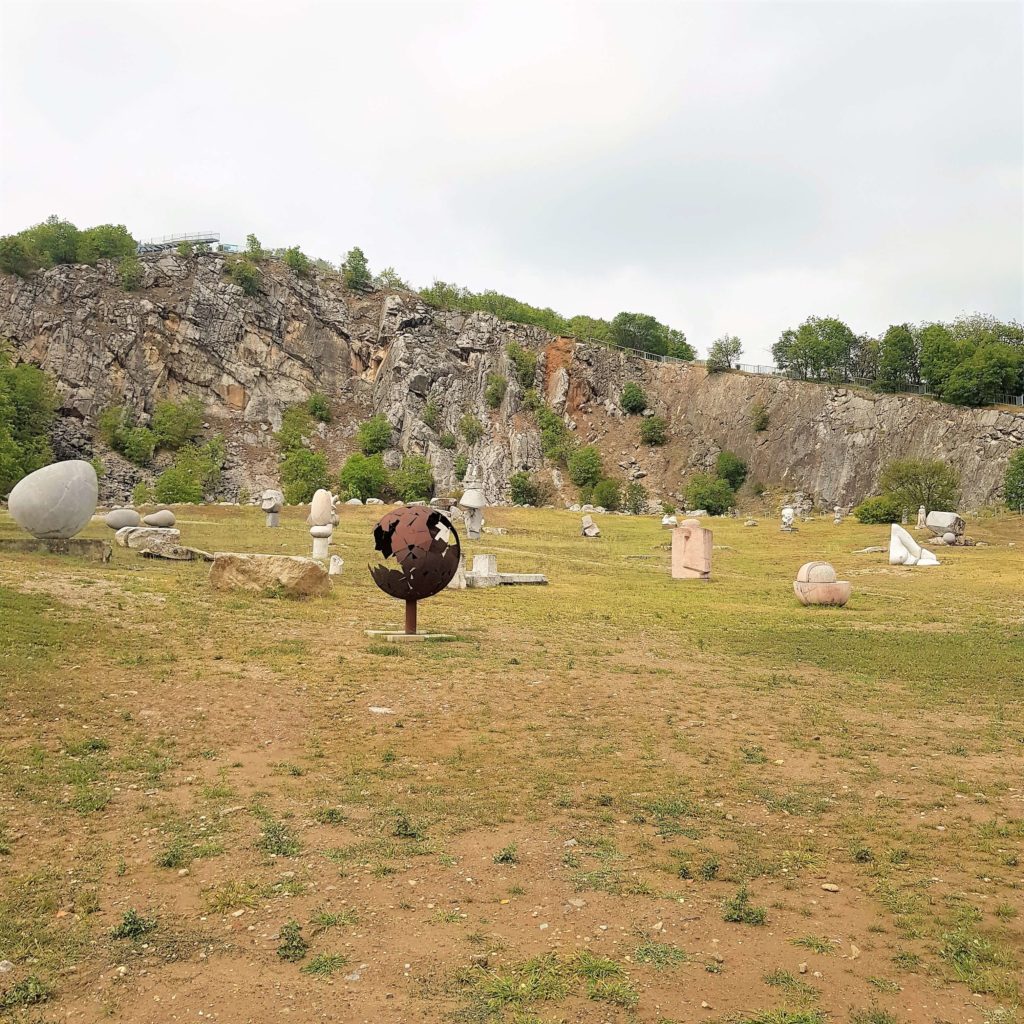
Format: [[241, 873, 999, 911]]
[[671, 518, 712, 581]]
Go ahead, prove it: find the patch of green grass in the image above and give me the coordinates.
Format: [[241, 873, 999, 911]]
[[311, 908, 359, 931], [868, 977, 901, 992], [368, 643, 402, 656], [939, 927, 1019, 998], [586, 977, 638, 1007], [0, 974, 54, 1009], [111, 909, 156, 940], [202, 879, 262, 912], [256, 813, 301, 857], [301, 953, 348, 977], [763, 968, 817, 999], [723, 886, 767, 925], [314, 807, 346, 824], [698, 856, 719, 880], [850, 1009, 900, 1024], [392, 812, 423, 839], [493, 844, 519, 864], [276, 920, 308, 962], [737, 1013, 826, 1024], [792, 935, 834, 955], [572, 950, 623, 980], [634, 940, 687, 969]]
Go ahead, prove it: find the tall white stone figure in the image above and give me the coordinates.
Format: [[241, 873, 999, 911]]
[[459, 465, 486, 540], [916, 505, 927, 529], [261, 489, 284, 527], [307, 489, 338, 527], [889, 523, 939, 566], [781, 506, 796, 532]]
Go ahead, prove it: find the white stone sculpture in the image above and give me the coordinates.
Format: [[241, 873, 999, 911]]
[[143, 509, 176, 528], [8, 460, 98, 539], [104, 508, 141, 530], [328, 555, 344, 576], [260, 489, 284, 527], [459, 465, 486, 540], [833, 506, 843, 525], [889, 523, 939, 566], [916, 505, 926, 529], [793, 561, 852, 606], [307, 489, 338, 527], [925, 511, 965, 541], [581, 514, 601, 538], [661, 514, 678, 528], [781, 506, 796, 532]]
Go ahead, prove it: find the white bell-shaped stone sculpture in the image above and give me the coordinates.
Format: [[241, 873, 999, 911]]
[[261, 488, 284, 527], [459, 465, 486, 540], [889, 523, 939, 566]]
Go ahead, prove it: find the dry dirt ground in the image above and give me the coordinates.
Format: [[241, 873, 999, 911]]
[[0, 505, 1021, 1024]]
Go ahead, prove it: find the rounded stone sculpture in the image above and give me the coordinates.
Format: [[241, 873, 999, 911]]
[[8, 460, 98, 539], [369, 507, 461, 600], [104, 508, 142, 530], [307, 488, 337, 527], [260, 489, 284, 513], [143, 509, 176, 528], [793, 561, 852, 606], [889, 523, 939, 566]]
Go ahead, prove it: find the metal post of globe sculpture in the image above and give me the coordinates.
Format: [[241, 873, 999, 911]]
[[369, 507, 461, 636]]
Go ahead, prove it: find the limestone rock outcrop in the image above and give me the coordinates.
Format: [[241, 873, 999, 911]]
[[209, 552, 330, 598], [2, 253, 1022, 509]]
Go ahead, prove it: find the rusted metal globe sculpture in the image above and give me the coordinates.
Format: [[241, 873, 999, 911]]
[[369, 507, 461, 634]]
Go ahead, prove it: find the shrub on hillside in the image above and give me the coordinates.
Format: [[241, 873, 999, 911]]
[[338, 452, 389, 501], [620, 382, 647, 414], [509, 471, 548, 506], [391, 454, 434, 502], [535, 405, 574, 463], [454, 453, 468, 481], [341, 247, 372, 291], [120, 426, 156, 465], [152, 397, 203, 450], [568, 445, 603, 488], [283, 246, 310, 277], [750, 400, 769, 432], [485, 374, 508, 409], [153, 438, 225, 504], [878, 458, 959, 514], [132, 481, 152, 505], [276, 405, 313, 453], [119, 255, 143, 291], [307, 393, 331, 423], [685, 473, 734, 516], [356, 414, 392, 455], [592, 478, 621, 511], [852, 495, 903, 524], [439, 431, 457, 450], [506, 341, 538, 388], [0, 355, 56, 496], [226, 256, 260, 295], [640, 416, 668, 446], [1006, 449, 1024, 511], [153, 465, 202, 504], [624, 481, 648, 515], [422, 398, 440, 431], [281, 448, 330, 504], [715, 451, 748, 490], [460, 413, 484, 445]]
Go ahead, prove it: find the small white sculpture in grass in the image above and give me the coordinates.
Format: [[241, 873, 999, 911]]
[[889, 523, 939, 566]]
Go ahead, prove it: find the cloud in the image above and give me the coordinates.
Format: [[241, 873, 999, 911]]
[[1, 0, 1020, 362]]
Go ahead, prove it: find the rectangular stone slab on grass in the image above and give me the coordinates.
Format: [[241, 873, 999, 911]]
[[0, 537, 111, 562]]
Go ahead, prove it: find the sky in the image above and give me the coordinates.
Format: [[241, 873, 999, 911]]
[[1, 0, 1021, 363]]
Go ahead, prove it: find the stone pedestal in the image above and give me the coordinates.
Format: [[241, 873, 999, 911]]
[[266, 512, 280, 528], [0, 537, 111, 562]]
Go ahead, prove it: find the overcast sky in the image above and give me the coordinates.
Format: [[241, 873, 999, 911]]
[[1, 0, 1021, 362]]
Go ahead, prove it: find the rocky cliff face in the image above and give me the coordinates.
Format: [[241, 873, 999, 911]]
[[2, 252, 1021, 508]]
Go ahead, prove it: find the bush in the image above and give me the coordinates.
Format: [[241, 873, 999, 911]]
[[120, 426, 156, 465], [852, 495, 903, 524], [535, 405, 574, 463], [341, 247, 371, 290], [454, 453, 468, 481], [281, 448, 330, 504], [568, 445, 603, 488], [509, 471, 545, 506], [506, 341, 538, 388], [119, 255, 142, 291], [0, 355, 57, 496], [485, 373, 508, 409], [153, 438, 225, 504], [98, 404, 130, 446], [338, 452, 389, 501], [245, 234, 265, 261], [0, 216, 136, 276], [276, 405, 313, 453], [391, 454, 434, 502], [1006, 449, 1024, 510], [154, 464, 203, 503], [715, 451, 748, 490], [307, 393, 331, 423], [620, 382, 647, 414], [439, 431, 457, 450], [151, 397, 203, 450], [356, 414, 392, 455], [460, 413, 484, 445], [283, 246, 310, 277], [176, 241, 194, 257], [706, 335, 742, 372], [750, 400, 769, 432], [226, 256, 260, 295], [592, 478, 621, 511], [521, 387, 541, 411], [422, 398, 440, 431], [639, 416, 668, 446], [132, 481, 152, 505], [878, 458, 959, 514], [685, 473, 734, 515], [624, 481, 647, 515]]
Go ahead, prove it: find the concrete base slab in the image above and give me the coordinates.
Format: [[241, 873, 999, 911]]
[[364, 630, 456, 642], [0, 537, 112, 562], [498, 573, 548, 585]]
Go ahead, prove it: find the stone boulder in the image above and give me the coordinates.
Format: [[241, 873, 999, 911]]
[[8, 460, 98, 539], [115, 526, 181, 549], [104, 508, 141, 530], [581, 514, 601, 538], [209, 553, 330, 597], [925, 511, 965, 540], [143, 509, 176, 528]]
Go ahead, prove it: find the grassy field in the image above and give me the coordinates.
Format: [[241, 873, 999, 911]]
[[0, 504, 1021, 1024]]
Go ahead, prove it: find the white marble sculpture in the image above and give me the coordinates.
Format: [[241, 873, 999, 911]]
[[459, 465, 486, 540], [833, 506, 843, 525], [8, 460, 98, 539], [310, 524, 333, 560], [307, 489, 338, 527], [781, 506, 796, 532], [917, 505, 926, 529], [261, 488, 284, 527], [889, 523, 939, 566]]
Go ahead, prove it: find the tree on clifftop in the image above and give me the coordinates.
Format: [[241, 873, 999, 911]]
[[342, 247, 372, 291]]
